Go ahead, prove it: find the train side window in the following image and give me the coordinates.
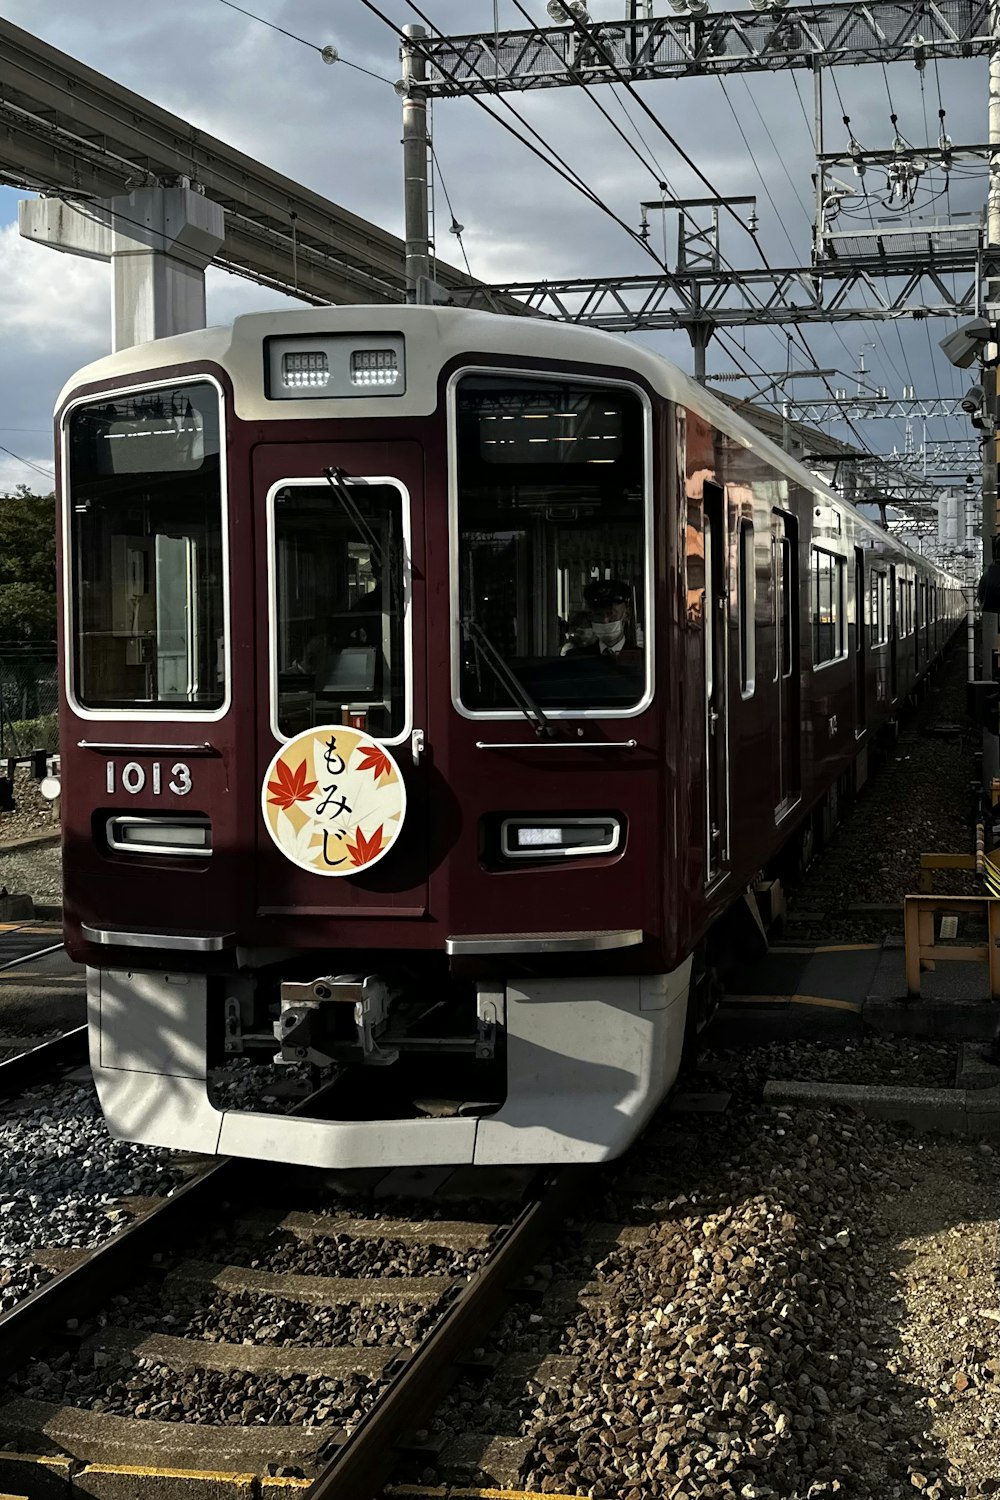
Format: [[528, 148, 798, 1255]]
[[811, 546, 845, 667], [870, 571, 888, 646], [738, 519, 755, 697]]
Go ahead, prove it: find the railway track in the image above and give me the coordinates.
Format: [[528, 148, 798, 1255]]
[[0, 939, 89, 1098], [0, 1108, 586, 1500]]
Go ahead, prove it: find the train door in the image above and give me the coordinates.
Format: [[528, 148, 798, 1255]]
[[889, 563, 898, 702], [854, 546, 867, 735], [703, 483, 729, 882], [251, 441, 430, 921], [915, 580, 922, 674], [772, 509, 800, 816]]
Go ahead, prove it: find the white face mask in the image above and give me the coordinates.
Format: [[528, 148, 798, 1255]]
[[592, 619, 625, 647]]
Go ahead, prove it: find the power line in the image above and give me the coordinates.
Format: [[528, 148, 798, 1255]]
[[0, 444, 54, 480], [429, 141, 472, 278], [373, 1, 935, 478], [519, 3, 884, 464], [358, 0, 666, 268], [217, 0, 395, 86]]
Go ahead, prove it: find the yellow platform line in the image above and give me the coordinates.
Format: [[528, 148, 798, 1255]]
[[81, 1464, 260, 1482], [789, 993, 863, 1013], [726, 992, 862, 1013], [814, 943, 880, 953], [772, 943, 879, 954], [387, 1488, 581, 1500], [0, 1455, 573, 1499]]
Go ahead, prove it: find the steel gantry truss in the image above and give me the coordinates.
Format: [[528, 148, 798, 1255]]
[[417, 2, 991, 96], [782, 394, 975, 421], [408, 2, 998, 530], [469, 261, 986, 331]]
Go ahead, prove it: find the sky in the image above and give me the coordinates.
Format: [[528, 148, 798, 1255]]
[[0, 1, 991, 497]]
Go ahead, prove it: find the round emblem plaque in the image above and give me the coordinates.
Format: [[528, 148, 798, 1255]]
[[261, 726, 406, 876]]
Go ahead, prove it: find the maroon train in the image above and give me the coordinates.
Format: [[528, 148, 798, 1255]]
[[54, 305, 964, 1167]]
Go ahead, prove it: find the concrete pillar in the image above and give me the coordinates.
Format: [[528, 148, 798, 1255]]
[[19, 184, 225, 351]]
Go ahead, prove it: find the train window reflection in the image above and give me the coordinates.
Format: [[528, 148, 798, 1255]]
[[811, 546, 846, 667], [272, 483, 406, 741], [455, 376, 647, 712], [68, 382, 225, 712]]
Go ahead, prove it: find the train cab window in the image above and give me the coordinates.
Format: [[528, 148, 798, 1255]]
[[67, 381, 226, 712], [454, 375, 648, 713], [270, 482, 406, 741], [811, 547, 845, 667]]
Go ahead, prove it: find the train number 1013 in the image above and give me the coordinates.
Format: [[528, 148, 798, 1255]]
[[106, 761, 193, 797]]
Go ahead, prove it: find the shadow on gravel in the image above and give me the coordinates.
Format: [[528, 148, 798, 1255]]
[[439, 1071, 998, 1500]]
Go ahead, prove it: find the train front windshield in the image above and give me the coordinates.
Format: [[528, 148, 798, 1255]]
[[455, 375, 648, 713], [66, 381, 225, 713]]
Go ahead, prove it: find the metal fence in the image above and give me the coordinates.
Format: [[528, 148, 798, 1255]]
[[0, 648, 58, 756]]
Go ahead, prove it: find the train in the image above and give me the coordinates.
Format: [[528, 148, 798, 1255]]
[[54, 304, 965, 1167]]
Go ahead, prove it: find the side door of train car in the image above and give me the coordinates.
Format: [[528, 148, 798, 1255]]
[[854, 545, 867, 736], [703, 483, 729, 882], [251, 441, 430, 925], [915, 578, 923, 676], [771, 508, 800, 816], [889, 563, 899, 703]]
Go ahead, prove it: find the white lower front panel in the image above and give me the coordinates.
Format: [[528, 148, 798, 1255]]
[[88, 959, 691, 1168]]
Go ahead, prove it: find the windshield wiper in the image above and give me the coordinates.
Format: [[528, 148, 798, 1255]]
[[322, 466, 400, 612], [464, 616, 552, 737]]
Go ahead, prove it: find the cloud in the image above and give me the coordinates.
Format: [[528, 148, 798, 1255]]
[[0, 0, 988, 490], [0, 222, 109, 355]]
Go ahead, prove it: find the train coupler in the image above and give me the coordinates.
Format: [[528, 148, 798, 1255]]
[[275, 973, 399, 1068]]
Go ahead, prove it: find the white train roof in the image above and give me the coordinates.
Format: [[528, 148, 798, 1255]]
[[57, 304, 962, 585]]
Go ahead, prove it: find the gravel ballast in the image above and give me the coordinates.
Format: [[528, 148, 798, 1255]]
[[783, 651, 978, 945], [419, 1047, 998, 1499], [0, 1078, 189, 1315]]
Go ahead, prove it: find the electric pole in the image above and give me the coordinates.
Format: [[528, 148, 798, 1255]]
[[401, 23, 430, 301]]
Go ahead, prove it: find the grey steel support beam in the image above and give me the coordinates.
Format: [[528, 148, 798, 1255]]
[[418, 3, 991, 97], [782, 396, 970, 421], [478, 261, 985, 331]]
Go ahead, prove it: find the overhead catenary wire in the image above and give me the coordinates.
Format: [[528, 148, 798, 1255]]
[[0, 444, 54, 481], [364, 1, 940, 496], [217, 0, 395, 85], [358, 0, 670, 271], [496, 1, 887, 465], [429, 141, 472, 278], [379, 0, 799, 382], [505, 0, 803, 376]]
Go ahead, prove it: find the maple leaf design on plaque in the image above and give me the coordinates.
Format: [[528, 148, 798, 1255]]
[[345, 824, 386, 867], [267, 758, 318, 811], [355, 744, 394, 784]]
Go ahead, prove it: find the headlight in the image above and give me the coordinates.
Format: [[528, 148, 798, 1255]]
[[106, 815, 211, 857], [500, 817, 620, 860], [266, 334, 405, 399]]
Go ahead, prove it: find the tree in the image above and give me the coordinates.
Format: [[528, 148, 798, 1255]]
[[0, 486, 56, 643]]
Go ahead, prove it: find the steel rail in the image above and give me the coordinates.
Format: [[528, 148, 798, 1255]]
[[0, 1155, 238, 1377], [0, 941, 63, 973], [0, 1078, 337, 1377], [306, 1166, 586, 1500], [0, 1024, 87, 1102]]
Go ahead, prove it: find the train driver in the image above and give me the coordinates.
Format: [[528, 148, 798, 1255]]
[[582, 578, 637, 657]]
